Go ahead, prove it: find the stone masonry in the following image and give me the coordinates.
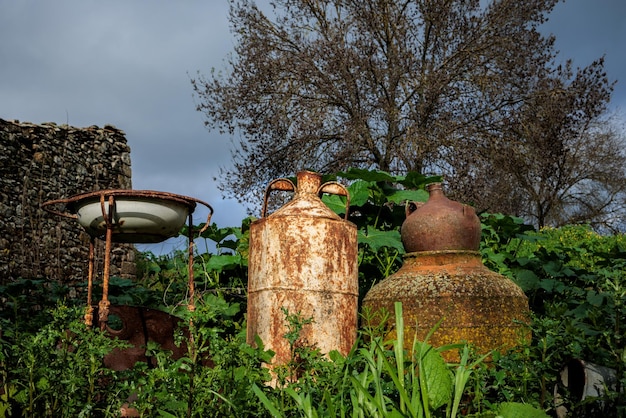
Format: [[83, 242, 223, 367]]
[[0, 118, 135, 285]]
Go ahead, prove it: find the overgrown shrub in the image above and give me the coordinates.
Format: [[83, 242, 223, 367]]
[[2, 169, 625, 416]]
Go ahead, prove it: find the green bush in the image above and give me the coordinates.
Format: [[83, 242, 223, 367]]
[[2, 169, 625, 416], [1, 304, 130, 417]]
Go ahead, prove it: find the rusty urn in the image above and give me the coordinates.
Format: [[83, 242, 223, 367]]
[[247, 171, 358, 373], [362, 183, 530, 361]]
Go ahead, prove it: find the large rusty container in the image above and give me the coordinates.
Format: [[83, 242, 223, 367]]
[[362, 183, 529, 361], [247, 171, 358, 370]]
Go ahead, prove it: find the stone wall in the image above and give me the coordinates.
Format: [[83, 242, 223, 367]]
[[0, 118, 135, 285]]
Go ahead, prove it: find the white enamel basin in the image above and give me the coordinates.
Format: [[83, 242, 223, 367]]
[[68, 191, 193, 243]]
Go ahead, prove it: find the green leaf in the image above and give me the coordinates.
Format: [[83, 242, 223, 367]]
[[358, 226, 403, 252], [322, 180, 373, 214], [348, 180, 374, 207], [109, 277, 136, 287], [204, 254, 241, 272], [415, 342, 453, 410], [158, 408, 183, 418], [218, 239, 239, 251], [36, 376, 50, 390], [338, 168, 397, 182], [387, 408, 406, 418], [386, 189, 429, 205], [328, 349, 345, 363], [538, 278, 565, 293], [496, 402, 550, 418], [197, 223, 239, 243], [252, 384, 285, 418], [398, 173, 442, 189], [322, 193, 349, 215], [542, 260, 563, 277], [13, 389, 27, 404], [586, 290, 605, 306], [109, 294, 134, 305], [512, 269, 540, 292]]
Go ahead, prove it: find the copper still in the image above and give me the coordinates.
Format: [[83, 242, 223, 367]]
[[247, 171, 358, 372], [362, 183, 530, 361]]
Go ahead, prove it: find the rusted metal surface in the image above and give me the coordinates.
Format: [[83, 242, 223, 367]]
[[43, 189, 214, 328], [363, 250, 530, 361], [363, 184, 530, 362], [401, 183, 481, 252], [248, 171, 358, 375], [93, 305, 190, 371]]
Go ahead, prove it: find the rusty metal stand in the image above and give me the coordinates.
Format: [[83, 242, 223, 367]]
[[97, 194, 114, 329], [187, 212, 196, 312], [85, 237, 95, 327], [43, 190, 213, 330]]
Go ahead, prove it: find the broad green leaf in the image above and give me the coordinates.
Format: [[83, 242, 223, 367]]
[[321, 180, 371, 213], [415, 342, 453, 410], [483, 249, 507, 265], [586, 289, 605, 306], [109, 277, 136, 287], [322, 193, 349, 215], [159, 401, 187, 417], [204, 254, 241, 272], [542, 260, 563, 277], [398, 173, 442, 189], [338, 168, 397, 182], [538, 278, 565, 293], [109, 294, 134, 305], [497, 402, 550, 418], [512, 269, 540, 292], [218, 239, 239, 250], [358, 226, 403, 252], [252, 384, 285, 418], [348, 180, 374, 207], [328, 349, 345, 363], [386, 189, 429, 205], [387, 408, 406, 418]]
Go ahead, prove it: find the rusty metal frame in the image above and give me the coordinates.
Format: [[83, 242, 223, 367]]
[[43, 189, 213, 328]]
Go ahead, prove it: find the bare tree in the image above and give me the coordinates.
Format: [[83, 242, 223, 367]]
[[446, 58, 626, 231], [192, 0, 625, 229]]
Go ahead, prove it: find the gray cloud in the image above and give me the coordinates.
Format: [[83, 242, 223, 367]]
[[1, 0, 624, 253], [541, 0, 626, 109]]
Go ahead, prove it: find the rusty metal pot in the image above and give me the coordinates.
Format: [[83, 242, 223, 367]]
[[363, 183, 529, 361], [401, 183, 481, 252]]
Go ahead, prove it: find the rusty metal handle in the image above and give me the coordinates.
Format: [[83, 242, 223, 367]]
[[405, 201, 425, 218], [318, 181, 350, 220], [41, 198, 78, 219], [262, 178, 296, 218]]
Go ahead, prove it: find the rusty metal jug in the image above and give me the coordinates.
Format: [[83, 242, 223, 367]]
[[401, 183, 481, 252], [247, 171, 358, 373]]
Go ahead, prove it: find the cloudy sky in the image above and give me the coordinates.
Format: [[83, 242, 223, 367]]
[[1, 0, 625, 254]]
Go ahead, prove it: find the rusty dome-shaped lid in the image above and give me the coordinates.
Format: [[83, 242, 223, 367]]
[[400, 183, 481, 252]]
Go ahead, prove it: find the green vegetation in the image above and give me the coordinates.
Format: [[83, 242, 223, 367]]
[[1, 170, 625, 416]]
